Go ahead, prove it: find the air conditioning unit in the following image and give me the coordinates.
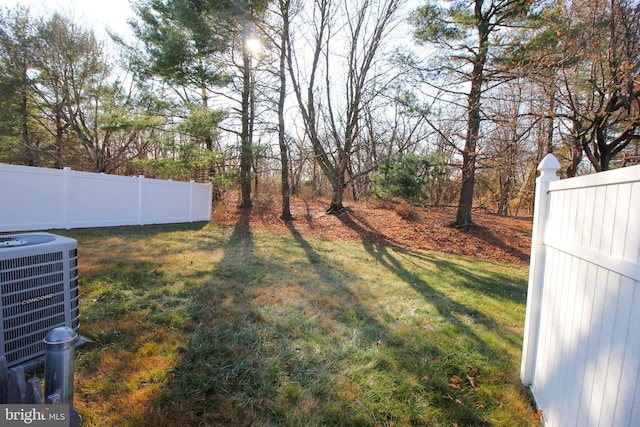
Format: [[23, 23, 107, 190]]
[[0, 233, 79, 367]]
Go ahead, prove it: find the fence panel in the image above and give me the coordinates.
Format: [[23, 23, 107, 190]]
[[1, 164, 66, 230], [0, 163, 212, 232], [67, 169, 141, 228], [521, 156, 640, 427], [141, 177, 193, 223]]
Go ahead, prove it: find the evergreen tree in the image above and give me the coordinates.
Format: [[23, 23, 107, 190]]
[[411, 0, 537, 229]]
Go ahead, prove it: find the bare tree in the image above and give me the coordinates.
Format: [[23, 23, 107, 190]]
[[479, 79, 541, 215], [272, 0, 299, 219], [287, 0, 404, 213]]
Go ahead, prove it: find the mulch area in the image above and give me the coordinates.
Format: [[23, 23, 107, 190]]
[[211, 196, 533, 265]]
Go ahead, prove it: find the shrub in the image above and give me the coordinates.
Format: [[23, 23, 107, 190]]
[[394, 201, 421, 221], [370, 152, 436, 205]]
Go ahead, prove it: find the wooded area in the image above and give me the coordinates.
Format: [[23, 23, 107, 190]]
[[1, 0, 638, 228]]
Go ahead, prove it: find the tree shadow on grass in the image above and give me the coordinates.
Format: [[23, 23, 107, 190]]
[[132, 215, 489, 426], [338, 209, 528, 303], [71, 214, 535, 426], [280, 221, 499, 426], [471, 224, 530, 264], [336, 210, 528, 362], [121, 211, 398, 426]]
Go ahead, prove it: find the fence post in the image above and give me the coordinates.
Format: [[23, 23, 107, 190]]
[[189, 180, 195, 222], [138, 175, 145, 225], [63, 167, 72, 229], [44, 327, 79, 426], [521, 153, 560, 386]]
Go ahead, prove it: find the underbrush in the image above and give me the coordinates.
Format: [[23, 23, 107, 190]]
[[394, 200, 421, 221], [60, 222, 539, 426]]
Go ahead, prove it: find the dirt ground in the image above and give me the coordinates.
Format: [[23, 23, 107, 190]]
[[212, 196, 533, 266]]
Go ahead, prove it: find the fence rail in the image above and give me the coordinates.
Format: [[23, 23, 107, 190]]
[[0, 163, 212, 232], [521, 154, 640, 427]]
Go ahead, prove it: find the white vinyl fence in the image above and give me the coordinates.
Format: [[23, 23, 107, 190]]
[[521, 154, 640, 427], [0, 163, 212, 232]]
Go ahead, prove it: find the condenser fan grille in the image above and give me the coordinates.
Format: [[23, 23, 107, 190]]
[[0, 233, 79, 366]]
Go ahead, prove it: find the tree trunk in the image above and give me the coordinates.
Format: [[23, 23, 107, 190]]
[[453, 3, 488, 231], [19, 72, 36, 166], [566, 120, 583, 177], [278, 0, 293, 220], [454, 58, 484, 230], [326, 179, 345, 214], [239, 20, 253, 209], [54, 104, 65, 169], [455, 150, 477, 229], [280, 149, 293, 219]]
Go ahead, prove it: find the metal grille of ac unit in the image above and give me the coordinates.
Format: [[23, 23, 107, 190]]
[[0, 233, 79, 367]]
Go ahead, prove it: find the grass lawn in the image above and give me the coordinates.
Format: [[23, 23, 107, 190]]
[[58, 220, 538, 426]]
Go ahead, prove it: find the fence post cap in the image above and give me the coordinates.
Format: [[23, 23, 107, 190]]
[[43, 327, 78, 350], [537, 154, 561, 182], [537, 153, 561, 172]]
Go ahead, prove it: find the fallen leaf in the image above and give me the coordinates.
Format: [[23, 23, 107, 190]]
[[467, 375, 477, 389], [444, 394, 463, 405], [449, 375, 462, 388], [533, 410, 543, 420]]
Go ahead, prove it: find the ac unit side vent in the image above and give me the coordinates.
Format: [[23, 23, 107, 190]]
[[0, 233, 79, 366]]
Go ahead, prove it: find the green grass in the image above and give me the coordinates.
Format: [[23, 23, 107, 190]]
[[57, 221, 538, 426]]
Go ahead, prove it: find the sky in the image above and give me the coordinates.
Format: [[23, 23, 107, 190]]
[[3, 0, 135, 40]]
